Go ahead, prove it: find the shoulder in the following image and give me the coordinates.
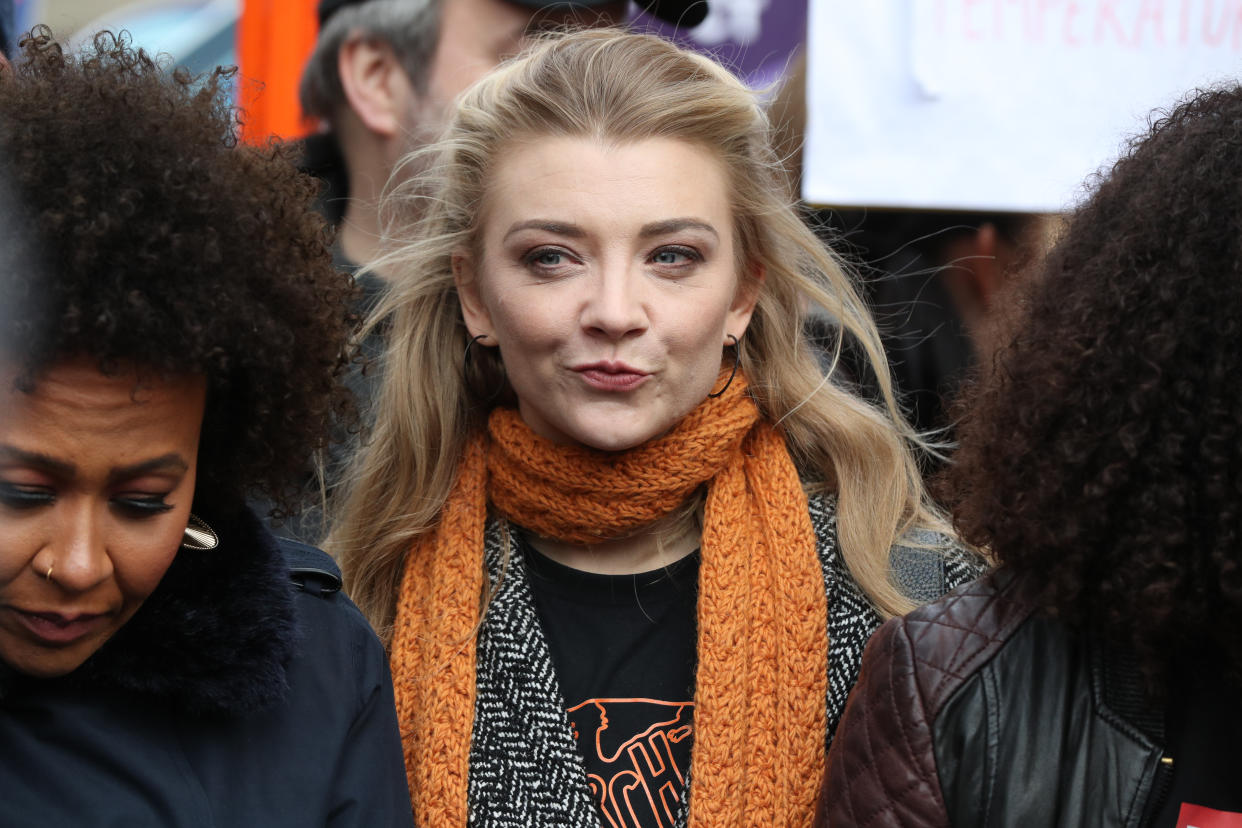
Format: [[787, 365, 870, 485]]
[[280, 538, 344, 596], [889, 527, 988, 603], [277, 538, 376, 647], [877, 570, 1038, 713], [819, 572, 1038, 826], [804, 491, 986, 603], [276, 539, 389, 711]]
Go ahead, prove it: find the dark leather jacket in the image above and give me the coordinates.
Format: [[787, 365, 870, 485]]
[[817, 571, 1171, 827]]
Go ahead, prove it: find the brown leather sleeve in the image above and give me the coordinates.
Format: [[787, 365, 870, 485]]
[[815, 616, 951, 828], [816, 573, 1037, 827]]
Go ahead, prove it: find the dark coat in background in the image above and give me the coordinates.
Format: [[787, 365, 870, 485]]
[[0, 498, 413, 828]]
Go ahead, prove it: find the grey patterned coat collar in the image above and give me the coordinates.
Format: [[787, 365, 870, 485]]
[[464, 494, 981, 826]]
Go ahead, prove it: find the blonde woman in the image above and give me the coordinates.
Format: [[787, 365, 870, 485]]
[[331, 29, 982, 828]]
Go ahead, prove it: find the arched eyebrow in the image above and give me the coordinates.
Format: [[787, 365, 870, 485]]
[[504, 220, 585, 241], [0, 445, 75, 477], [503, 218, 719, 242], [106, 454, 189, 485], [638, 219, 719, 240], [0, 445, 187, 484]]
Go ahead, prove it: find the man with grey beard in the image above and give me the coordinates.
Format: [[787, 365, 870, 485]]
[[299, 0, 707, 271]]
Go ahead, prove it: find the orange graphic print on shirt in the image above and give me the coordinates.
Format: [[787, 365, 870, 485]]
[[567, 698, 694, 828]]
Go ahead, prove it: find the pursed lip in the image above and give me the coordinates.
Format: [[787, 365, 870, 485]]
[[571, 360, 651, 392], [5, 607, 111, 646]]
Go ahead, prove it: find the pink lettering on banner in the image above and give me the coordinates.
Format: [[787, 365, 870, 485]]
[[1177, 802, 1242, 828], [965, 0, 987, 39], [1064, 0, 1084, 45], [939, 0, 1242, 51], [1095, 0, 1131, 45], [1202, 0, 1230, 45], [1135, 0, 1167, 44]]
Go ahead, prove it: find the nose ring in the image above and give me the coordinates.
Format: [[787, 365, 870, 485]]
[[45, 563, 54, 582]]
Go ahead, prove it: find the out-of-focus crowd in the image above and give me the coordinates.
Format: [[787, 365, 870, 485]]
[[0, 2, 1238, 827]]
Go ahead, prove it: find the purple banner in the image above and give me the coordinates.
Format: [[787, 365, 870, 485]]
[[632, 0, 807, 90]]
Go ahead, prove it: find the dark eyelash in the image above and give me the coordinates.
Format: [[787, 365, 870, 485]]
[[655, 245, 701, 261], [0, 485, 175, 516], [0, 483, 54, 509], [112, 496, 175, 516], [523, 246, 571, 265]]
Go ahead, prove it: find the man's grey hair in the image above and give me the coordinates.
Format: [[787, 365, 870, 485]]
[[300, 0, 443, 121]]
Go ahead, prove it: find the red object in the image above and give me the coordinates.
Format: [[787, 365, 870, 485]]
[[1177, 803, 1242, 828], [236, 0, 318, 143]]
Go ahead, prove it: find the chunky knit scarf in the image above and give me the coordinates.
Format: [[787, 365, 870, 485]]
[[390, 375, 828, 827]]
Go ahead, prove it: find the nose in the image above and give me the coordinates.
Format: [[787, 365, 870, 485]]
[[582, 259, 649, 340], [49, 500, 114, 593]]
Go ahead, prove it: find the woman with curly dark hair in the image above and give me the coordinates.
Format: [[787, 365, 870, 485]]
[[817, 84, 1242, 827], [0, 29, 412, 826]]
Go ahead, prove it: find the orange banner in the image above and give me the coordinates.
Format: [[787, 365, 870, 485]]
[[237, 0, 318, 143]]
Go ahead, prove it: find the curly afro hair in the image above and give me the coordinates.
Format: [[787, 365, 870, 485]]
[[0, 29, 355, 515], [943, 85, 1242, 688]]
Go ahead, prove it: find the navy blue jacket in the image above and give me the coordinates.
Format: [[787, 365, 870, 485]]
[[0, 499, 413, 827]]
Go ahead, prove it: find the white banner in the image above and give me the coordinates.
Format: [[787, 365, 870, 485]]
[[805, 0, 1242, 211]]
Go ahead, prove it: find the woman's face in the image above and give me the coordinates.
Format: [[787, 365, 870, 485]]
[[0, 359, 206, 678], [456, 136, 758, 451]]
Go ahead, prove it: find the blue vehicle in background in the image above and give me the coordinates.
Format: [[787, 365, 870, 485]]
[[72, 0, 237, 79]]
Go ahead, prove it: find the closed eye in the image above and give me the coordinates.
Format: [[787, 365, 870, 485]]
[[111, 494, 175, 518], [0, 482, 54, 510]]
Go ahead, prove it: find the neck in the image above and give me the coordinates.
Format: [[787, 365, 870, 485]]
[[526, 509, 700, 575], [335, 117, 398, 269], [338, 199, 384, 268]]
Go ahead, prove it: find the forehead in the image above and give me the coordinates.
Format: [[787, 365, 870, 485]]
[[0, 359, 206, 458], [479, 136, 734, 240]]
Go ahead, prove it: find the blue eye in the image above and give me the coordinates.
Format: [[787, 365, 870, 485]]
[[524, 247, 573, 269], [651, 246, 699, 266], [0, 483, 54, 510]]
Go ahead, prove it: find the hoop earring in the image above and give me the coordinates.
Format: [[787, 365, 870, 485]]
[[181, 513, 219, 551], [708, 334, 741, 399], [463, 333, 507, 404]]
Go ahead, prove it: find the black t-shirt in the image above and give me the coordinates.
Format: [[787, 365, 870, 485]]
[[1152, 666, 1242, 827], [522, 535, 698, 828]]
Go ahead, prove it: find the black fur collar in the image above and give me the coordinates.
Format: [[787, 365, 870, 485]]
[[1, 497, 299, 716]]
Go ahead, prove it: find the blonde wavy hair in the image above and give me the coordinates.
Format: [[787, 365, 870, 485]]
[[330, 28, 948, 643]]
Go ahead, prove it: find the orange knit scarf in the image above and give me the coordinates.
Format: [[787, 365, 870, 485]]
[[390, 375, 828, 827]]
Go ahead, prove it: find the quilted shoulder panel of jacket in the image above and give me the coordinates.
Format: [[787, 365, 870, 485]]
[[902, 571, 1038, 719], [817, 571, 1037, 827]]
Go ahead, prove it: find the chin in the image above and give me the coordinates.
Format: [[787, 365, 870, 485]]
[[525, 401, 685, 452], [565, 418, 669, 453], [2, 650, 90, 679], [581, 434, 651, 453]]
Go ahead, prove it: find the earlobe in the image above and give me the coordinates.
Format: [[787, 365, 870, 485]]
[[453, 251, 494, 340], [337, 34, 409, 138], [727, 262, 764, 338]]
